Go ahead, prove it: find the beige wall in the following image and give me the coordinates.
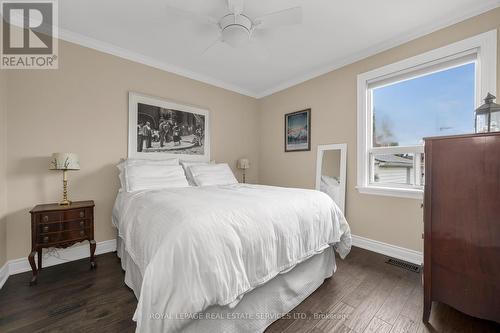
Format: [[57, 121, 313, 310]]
[[4, 40, 259, 260], [2, 7, 500, 261], [0, 66, 7, 266], [258, 7, 500, 252]]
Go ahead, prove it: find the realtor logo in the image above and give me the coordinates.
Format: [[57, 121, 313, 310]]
[[1, 0, 58, 69]]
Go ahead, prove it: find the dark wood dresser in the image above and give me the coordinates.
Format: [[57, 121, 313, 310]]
[[29, 200, 96, 285], [423, 133, 500, 323]]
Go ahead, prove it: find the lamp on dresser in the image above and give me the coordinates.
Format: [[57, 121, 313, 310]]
[[28, 153, 96, 286], [475, 93, 500, 133], [49, 152, 80, 206]]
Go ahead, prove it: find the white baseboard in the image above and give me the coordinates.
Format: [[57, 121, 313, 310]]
[[0, 261, 8, 289], [0, 239, 116, 289], [351, 234, 423, 265], [0, 236, 422, 289]]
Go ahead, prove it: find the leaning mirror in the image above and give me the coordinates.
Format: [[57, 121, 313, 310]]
[[315, 144, 347, 214]]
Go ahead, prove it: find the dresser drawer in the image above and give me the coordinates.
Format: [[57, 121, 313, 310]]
[[38, 228, 90, 245], [37, 212, 62, 223], [39, 219, 90, 234]]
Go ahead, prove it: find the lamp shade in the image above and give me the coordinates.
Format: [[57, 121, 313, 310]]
[[237, 158, 250, 170], [49, 153, 80, 170]]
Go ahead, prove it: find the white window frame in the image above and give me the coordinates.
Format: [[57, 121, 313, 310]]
[[357, 30, 497, 200]]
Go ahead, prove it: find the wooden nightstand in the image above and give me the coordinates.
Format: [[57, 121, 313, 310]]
[[28, 200, 96, 285]]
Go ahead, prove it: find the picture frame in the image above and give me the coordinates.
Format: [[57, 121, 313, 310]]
[[128, 92, 210, 161], [284, 109, 311, 152]]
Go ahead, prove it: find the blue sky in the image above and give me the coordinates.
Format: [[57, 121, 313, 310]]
[[373, 62, 475, 146]]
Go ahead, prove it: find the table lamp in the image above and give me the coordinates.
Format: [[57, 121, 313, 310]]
[[49, 153, 80, 206], [237, 158, 250, 183]]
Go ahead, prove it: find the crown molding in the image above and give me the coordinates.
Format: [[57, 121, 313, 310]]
[[255, 1, 500, 98], [57, 1, 500, 99], [58, 29, 261, 99]]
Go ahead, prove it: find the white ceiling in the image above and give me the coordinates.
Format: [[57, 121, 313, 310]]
[[59, 0, 500, 98]]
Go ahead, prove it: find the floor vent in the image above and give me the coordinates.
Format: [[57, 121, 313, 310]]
[[385, 258, 421, 273]]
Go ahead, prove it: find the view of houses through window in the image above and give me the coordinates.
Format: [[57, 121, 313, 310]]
[[370, 62, 476, 187]]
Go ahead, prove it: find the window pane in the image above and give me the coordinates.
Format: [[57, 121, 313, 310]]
[[490, 111, 500, 132], [371, 154, 415, 186], [372, 62, 476, 147]]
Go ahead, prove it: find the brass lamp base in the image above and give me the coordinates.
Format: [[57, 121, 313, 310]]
[[59, 199, 72, 206], [59, 170, 72, 206]]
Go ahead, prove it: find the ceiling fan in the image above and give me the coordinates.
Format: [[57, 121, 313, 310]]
[[166, 0, 303, 54]]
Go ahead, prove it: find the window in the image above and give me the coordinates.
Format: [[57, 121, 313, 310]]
[[357, 30, 497, 199], [371, 62, 474, 189]]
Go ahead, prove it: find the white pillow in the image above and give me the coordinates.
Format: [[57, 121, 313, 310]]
[[125, 164, 189, 192], [189, 163, 238, 186], [117, 158, 180, 190], [180, 160, 213, 186]]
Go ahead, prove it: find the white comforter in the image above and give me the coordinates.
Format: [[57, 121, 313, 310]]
[[113, 184, 351, 332]]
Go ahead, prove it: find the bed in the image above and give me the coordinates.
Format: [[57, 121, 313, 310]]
[[112, 179, 351, 332]]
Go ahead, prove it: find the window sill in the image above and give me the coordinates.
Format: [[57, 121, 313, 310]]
[[356, 185, 423, 200]]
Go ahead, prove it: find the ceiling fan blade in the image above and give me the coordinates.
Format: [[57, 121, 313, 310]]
[[255, 6, 302, 30], [202, 34, 222, 55], [165, 4, 218, 25], [227, 0, 244, 15]]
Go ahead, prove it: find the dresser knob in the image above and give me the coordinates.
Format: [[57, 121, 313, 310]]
[[43, 236, 49, 243], [79, 211, 84, 218], [43, 216, 49, 222], [80, 230, 85, 237], [80, 221, 85, 228], [42, 226, 49, 233]]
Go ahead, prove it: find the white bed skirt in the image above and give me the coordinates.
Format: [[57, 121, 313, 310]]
[[117, 237, 336, 333]]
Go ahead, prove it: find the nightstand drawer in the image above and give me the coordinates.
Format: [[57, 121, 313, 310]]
[[63, 208, 87, 220], [38, 228, 90, 245], [38, 223, 61, 234], [38, 219, 89, 234], [63, 219, 89, 231], [37, 212, 62, 223]]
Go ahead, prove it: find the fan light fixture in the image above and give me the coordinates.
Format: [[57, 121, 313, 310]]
[[220, 14, 252, 47], [165, 0, 303, 53]]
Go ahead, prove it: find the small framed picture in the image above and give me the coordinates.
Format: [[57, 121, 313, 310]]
[[285, 109, 311, 152]]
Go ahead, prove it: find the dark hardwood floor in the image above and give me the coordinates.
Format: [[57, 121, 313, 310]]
[[0, 247, 498, 333]]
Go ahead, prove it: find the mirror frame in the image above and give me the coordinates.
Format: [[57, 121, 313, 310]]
[[315, 143, 347, 214]]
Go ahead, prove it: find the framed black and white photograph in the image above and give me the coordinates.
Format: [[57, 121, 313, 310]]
[[285, 109, 311, 152], [128, 92, 210, 161]]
